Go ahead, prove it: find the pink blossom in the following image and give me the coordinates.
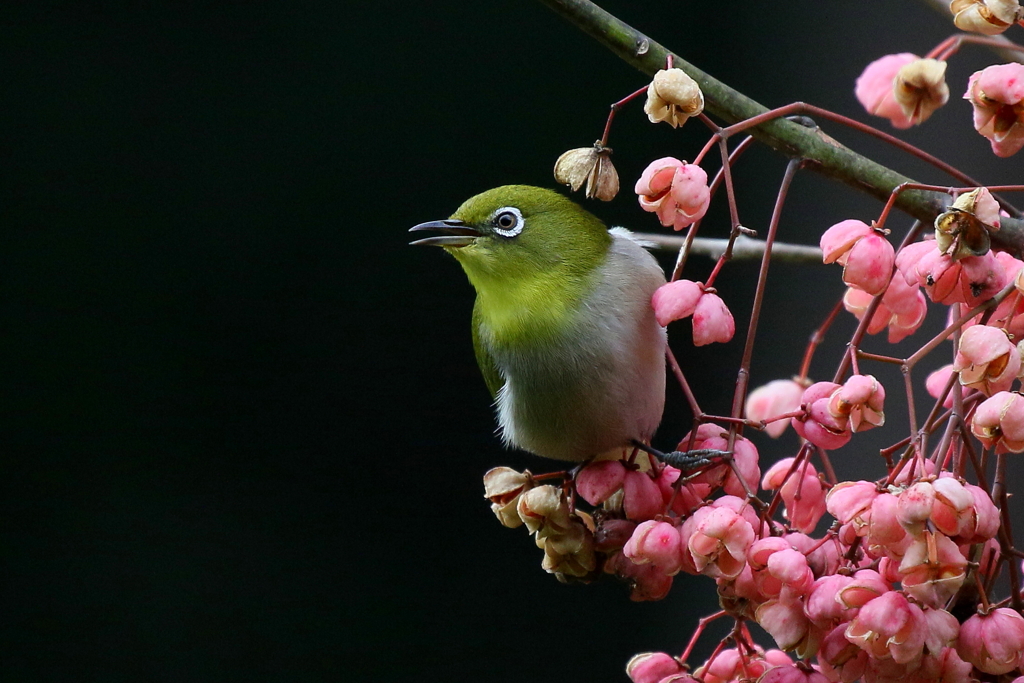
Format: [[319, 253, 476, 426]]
[[682, 504, 754, 579], [920, 607, 961, 657], [890, 457, 937, 485], [805, 574, 857, 628], [955, 483, 1000, 544], [651, 281, 735, 346], [959, 251, 1007, 307], [745, 379, 805, 438], [956, 607, 1024, 674], [697, 648, 785, 683], [747, 538, 814, 598], [821, 219, 874, 264], [692, 291, 735, 346], [862, 491, 911, 561], [965, 62, 1024, 157], [792, 382, 852, 450], [843, 233, 897, 296], [895, 240, 939, 286], [827, 374, 885, 432], [898, 531, 968, 608], [817, 624, 869, 683], [971, 390, 1024, 453], [896, 481, 938, 535], [842, 275, 927, 343], [916, 648, 974, 683], [761, 457, 827, 533], [845, 591, 926, 664], [786, 531, 841, 577], [626, 652, 685, 683], [826, 480, 880, 526], [758, 664, 830, 683], [624, 520, 684, 575], [603, 550, 674, 601], [756, 592, 822, 657], [575, 460, 626, 505], [897, 239, 1005, 306], [926, 364, 956, 409], [651, 279, 703, 326], [929, 477, 977, 537], [635, 157, 711, 230], [836, 569, 891, 610], [855, 53, 920, 128], [953, 324, 1021, 395], [820, 219, 896, 295], [716, 563, 766, 620], [622, 469, 664, 521], [654, 465, 708, 517]]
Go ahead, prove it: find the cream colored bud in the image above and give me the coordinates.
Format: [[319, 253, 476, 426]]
[[540, 526, 596, 577], [483, 466, 532, 500], [893, 59, 949, 125], [952, 187, 1001, 227], [1016, 267, 1024, 296], [935, 188, 999, 259], [553, 143, 619, 201], [951, 0, 1022, 34], [517, 485, 571, 534], [644, 68, 704, 128], [483, 467, 534, 528]]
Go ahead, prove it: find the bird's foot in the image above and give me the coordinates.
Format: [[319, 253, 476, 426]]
[[630, 440, 730, 471]]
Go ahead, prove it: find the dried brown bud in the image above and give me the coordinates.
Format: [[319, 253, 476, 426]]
[[483, 466, 534, 528], [539, 523, 596, 577], [893, 59, 949, 125], [644, 68, 704, 128], [934, 188, 1000, 260], [553, 143, 619, 201], [951, 0, 1022, 34]]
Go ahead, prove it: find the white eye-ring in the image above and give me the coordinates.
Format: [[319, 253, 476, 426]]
[[492, 207, 524, 238]]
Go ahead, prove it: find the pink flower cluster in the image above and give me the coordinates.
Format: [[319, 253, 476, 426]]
[[651, 279, 735, 345], [856, 52, 1024, 157], [820, 218, 929, 343], [823, 200, 1024, 348], [574, 430, 762, 600], [564, 428, 1009, 683], [787, 375, 886, 451]]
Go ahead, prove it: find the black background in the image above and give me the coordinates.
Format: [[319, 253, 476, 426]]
[[2, 2, 1021, 682]]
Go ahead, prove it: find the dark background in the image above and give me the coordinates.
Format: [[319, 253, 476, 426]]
[[1, 2, 1020, 681]]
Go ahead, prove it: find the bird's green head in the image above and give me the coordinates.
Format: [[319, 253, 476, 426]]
[[409, 185, 612, 301]]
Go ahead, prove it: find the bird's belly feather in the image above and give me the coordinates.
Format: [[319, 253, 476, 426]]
[[486, 234, 667, 461]]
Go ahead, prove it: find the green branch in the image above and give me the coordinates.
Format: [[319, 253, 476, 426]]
[[537, 0, 1024, 252]]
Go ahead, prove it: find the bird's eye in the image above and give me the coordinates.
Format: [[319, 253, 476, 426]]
[[492, 207, 524, 238]]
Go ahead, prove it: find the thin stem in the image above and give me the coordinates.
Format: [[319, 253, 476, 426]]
[[599, 84, 649, 146], [731, 160, 802, 435], [799, 300, 844, 381], [678, 610, 727, 664], [667, 345, 703, 417]]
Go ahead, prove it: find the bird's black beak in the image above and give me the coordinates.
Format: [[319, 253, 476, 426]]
[[409, 219, 480, 248]]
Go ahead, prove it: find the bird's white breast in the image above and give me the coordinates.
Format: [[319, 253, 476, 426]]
[[487, 230, 667, 461]]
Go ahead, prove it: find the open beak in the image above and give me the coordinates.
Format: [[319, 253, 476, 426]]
[[409, 219, 480, 247]]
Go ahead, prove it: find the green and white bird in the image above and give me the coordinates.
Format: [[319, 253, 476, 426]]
[[411, 185, 667, 463]]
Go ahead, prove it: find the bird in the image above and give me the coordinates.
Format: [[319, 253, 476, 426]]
[[410, 185, 668, 463]]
